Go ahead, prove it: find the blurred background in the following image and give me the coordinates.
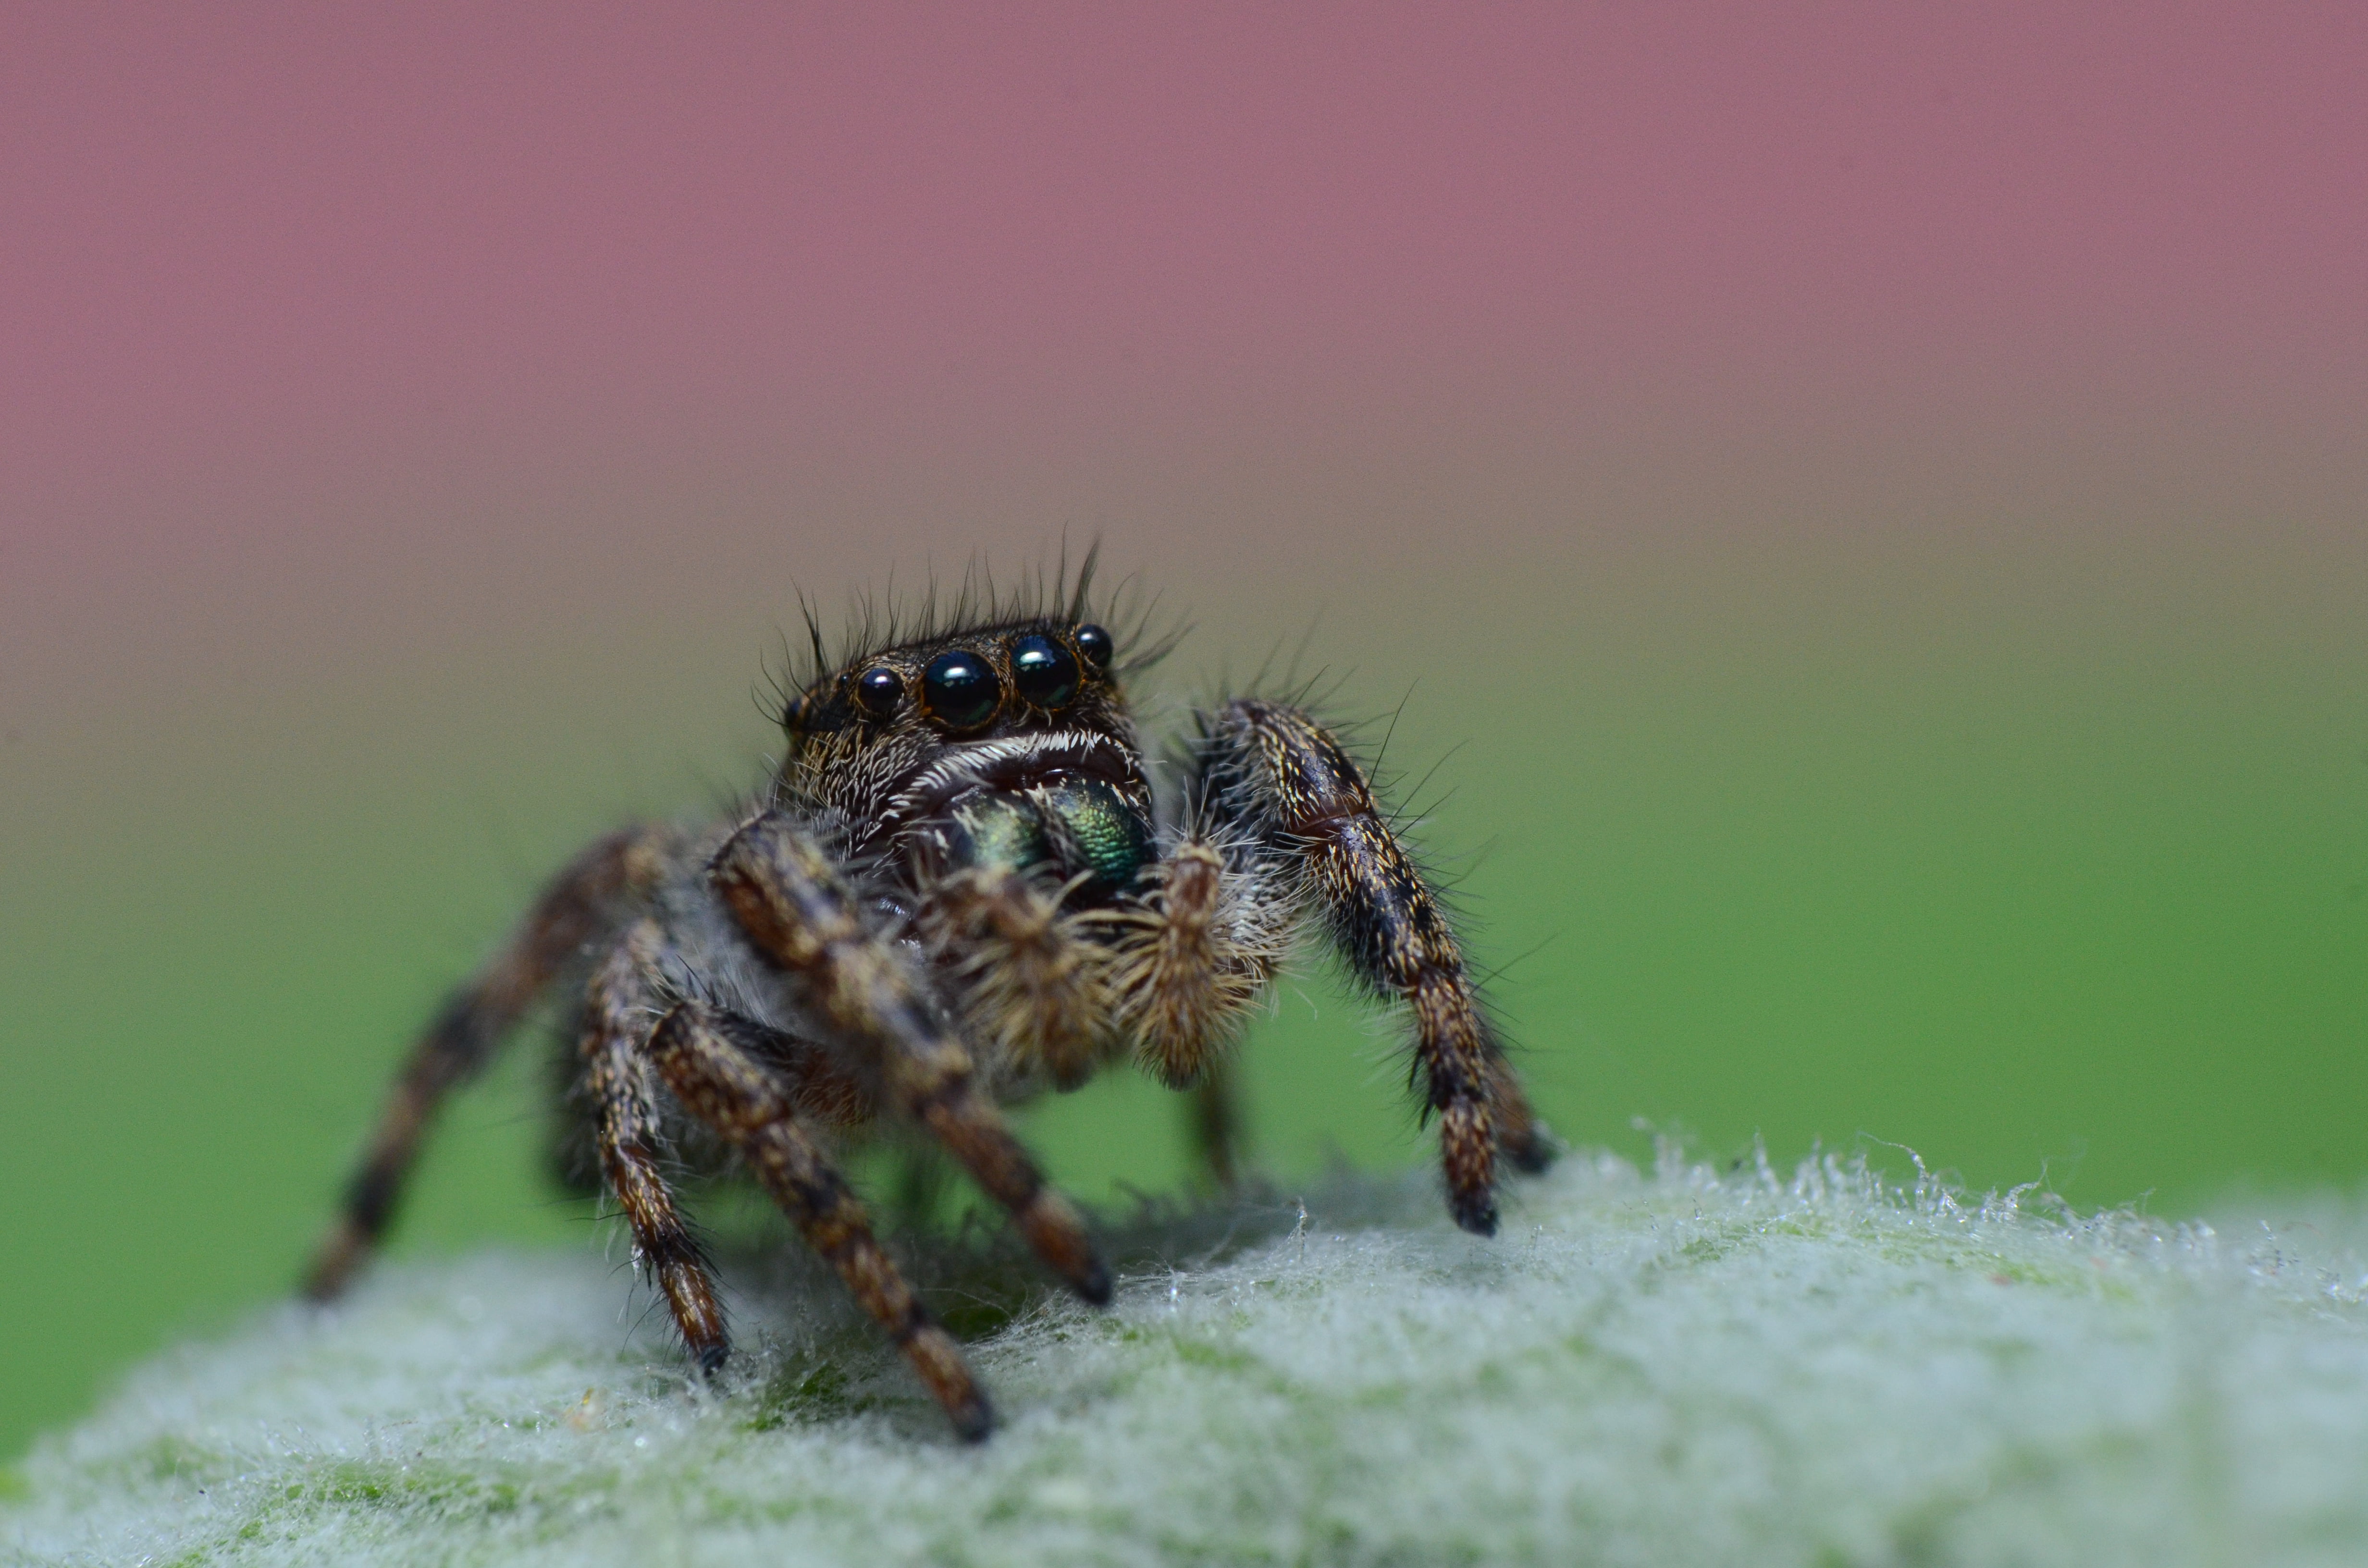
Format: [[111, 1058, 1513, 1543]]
[[3, 4, 2363, 1459]]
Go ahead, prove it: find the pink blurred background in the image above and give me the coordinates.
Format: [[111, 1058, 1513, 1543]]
[[9, 4, 2362, 639]]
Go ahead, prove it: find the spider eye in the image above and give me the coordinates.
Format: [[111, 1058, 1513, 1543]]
[[921, 649, 1001, 731], [1073, 623, 1114, 672], [1010, 634, 1080, 710], [854, 666, 902, 720], [783, 693, 807, 729]]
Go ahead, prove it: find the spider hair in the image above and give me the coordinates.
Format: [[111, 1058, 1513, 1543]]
[[757, 538, 1189, 728]]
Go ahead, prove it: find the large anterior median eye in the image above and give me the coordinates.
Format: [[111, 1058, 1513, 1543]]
[[922, 649, 1001, 731], [1010, 634, 1080, 710]]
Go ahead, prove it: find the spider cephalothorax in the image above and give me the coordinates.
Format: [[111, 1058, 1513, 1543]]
[[780, 615, 1154, 900], [303, 568, 1554, 1441]]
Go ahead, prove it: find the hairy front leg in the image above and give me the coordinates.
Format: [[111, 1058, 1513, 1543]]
[[580, 922, 729, 1371], [711, 814, 1111, 1304], [647, 997, 994, 1441], [1199, 699, 1554, 1235], [304, 825, 674, 1300]]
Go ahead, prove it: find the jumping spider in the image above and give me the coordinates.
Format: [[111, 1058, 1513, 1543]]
[[304, 569, 1554, 1440]]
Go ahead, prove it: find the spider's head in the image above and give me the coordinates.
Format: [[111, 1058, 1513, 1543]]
[[776, 618, 1154, 900]]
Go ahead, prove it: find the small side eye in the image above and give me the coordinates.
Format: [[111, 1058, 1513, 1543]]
[[783, 693, 807, 730], [854, 666, 903, 719], [1010, 634, 1080, 710], [1074, 623, 1114, 672], [921, 649, 1001, 731]]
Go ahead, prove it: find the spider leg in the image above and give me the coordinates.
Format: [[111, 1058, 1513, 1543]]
[[1103, 838, 1289, 1088], [728, 1012, 880, 1128], [1197, 699, 1555, 1236], [919, 865, 1109, 1089], [1189, 1062, 1244, 1191], [710, 813, 1112, 1305], [646, 995, 994, 1441], [1091, 834, 1291, 1188], [580, 921, 728, 1371], [303, 825, 674, 1300], [1485, 1054, 1555, 1175]]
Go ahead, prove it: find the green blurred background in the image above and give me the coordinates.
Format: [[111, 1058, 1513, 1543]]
[[5, 6, 2365, 1462], [6, 441, 2362, 1459]]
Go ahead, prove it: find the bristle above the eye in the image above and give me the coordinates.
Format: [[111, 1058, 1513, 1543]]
[[763, 540, 1186, 698]]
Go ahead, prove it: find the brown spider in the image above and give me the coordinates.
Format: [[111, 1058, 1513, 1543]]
[[302, 565, 1554, 1440]]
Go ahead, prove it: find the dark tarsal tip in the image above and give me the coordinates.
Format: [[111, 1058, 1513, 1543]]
[[1453, 1194, 1500, 1237], [952, 1397, 996, 1444], [1508, 1129, 1558, 1175]]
